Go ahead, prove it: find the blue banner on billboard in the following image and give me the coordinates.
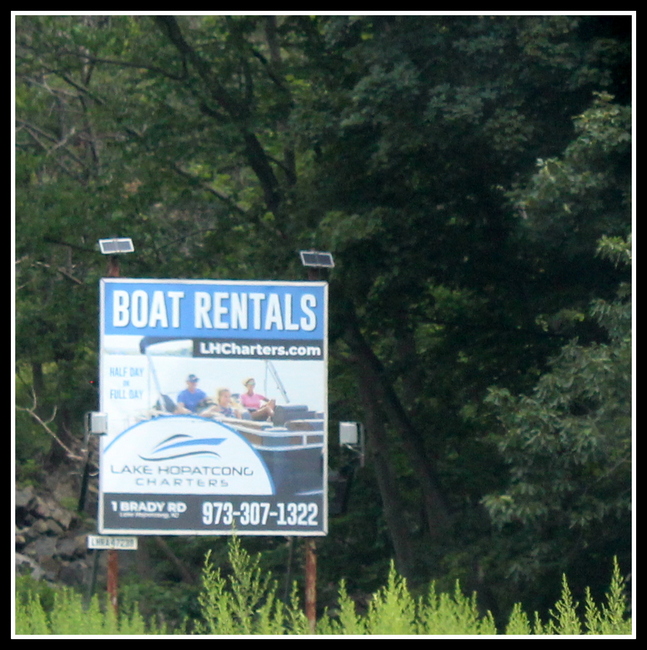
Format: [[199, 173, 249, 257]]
[[98, 279, 328, 536], [102, 280, 325, 339]]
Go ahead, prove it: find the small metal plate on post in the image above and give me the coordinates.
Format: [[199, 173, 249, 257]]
[[87, 535, 138, 550]]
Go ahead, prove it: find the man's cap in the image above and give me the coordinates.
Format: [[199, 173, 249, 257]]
[[187, 374, 199, 382]]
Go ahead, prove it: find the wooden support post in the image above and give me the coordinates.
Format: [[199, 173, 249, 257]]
[[107, 549, 119, 615], [105, 255, 120, 616], [305, 538, 317, 632], [107, 255, 120, 278]]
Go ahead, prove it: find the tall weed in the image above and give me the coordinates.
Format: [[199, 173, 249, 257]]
[[193, 535, 305, 635], [507, 557, 632, 636], [583, 557, 632, 635], [14, 586, 163, 635], [363, 562, 417, 635], [417, 580, 497, 635], [15, 540, 631, 636]]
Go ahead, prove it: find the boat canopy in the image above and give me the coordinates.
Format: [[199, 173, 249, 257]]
[[139, 336, 192, 354]]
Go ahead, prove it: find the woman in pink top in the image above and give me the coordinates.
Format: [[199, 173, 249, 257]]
[[241, 378, 276, 421]]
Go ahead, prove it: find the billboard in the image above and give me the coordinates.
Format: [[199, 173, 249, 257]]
[[98, 279, 328, 536]]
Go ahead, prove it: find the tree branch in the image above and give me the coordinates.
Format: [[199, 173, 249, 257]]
[[43, 68, 106, 106], [17, 119, 93, 180], [154, 16, 244, 117], [16, 391, 83, 461], [50, 49, 189, 83], [152, 536, 198, 584], [170, 162, 248, 216], [154, 16, 285, 219], [31, 260, 84, 285]]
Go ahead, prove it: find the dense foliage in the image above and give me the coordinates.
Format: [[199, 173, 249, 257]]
[[15, 537, 632, 635], [14, 13, 632, 625]]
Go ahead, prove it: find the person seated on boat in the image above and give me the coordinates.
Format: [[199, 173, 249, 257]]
[[240, 378, 276, 421], [175, 374, 208, 415], [201, 388, 246, 420]]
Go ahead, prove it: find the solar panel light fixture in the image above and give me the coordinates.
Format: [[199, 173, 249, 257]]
[[98, 238, 134, 254], [299, 250, 334, 268]]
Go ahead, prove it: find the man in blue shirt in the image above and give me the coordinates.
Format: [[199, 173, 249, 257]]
[[175, 374, 207, 414]]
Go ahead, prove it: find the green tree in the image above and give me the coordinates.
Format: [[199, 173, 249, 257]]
[[288, 15, 631, 588], [14, 14, 632, 615], [481, 95, 631, 613]]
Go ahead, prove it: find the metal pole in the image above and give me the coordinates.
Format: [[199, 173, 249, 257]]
[[84, 549, 100, 609], [301, 257, 327, 633], [78, 415, 93, 513], [305, 539, 317, 632]]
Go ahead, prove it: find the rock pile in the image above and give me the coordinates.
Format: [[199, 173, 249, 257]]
[[15, 484, 96, 588]]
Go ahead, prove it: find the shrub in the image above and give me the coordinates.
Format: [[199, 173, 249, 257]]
[[14, 581, 166, 636], [15, 540, 631, 636]]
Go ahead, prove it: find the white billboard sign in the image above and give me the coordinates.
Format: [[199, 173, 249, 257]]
[[98, 279, 328, 536]]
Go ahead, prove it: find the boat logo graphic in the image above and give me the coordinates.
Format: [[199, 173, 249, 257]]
[[102, 415, 275, 495], [139, 433, 226, 462]]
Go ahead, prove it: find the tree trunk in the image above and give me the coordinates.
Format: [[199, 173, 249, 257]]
[[356, 374, 417, 581], [343, 311, 451, 544], [153, 536, 198, 584]]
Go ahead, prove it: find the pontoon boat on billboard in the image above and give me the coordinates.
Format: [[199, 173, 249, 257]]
[[98, 279, 328, 536]]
